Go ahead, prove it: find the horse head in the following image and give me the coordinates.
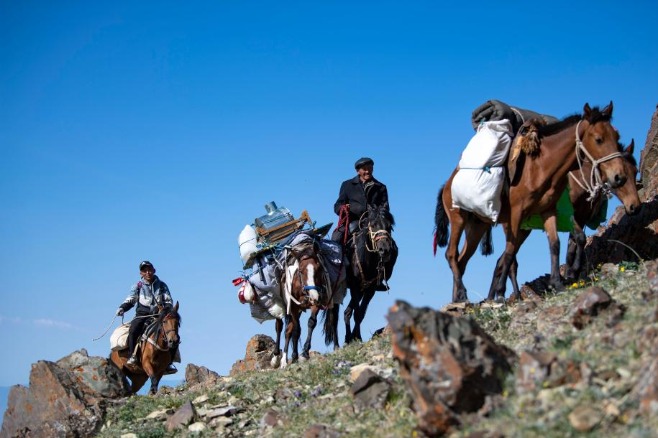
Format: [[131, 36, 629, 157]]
[[159, 301, 181, 350], [580, 102, 627, 190], [289, 242, 325, 306], [364, 205, 396, 263], [611, 138, 641, 216]]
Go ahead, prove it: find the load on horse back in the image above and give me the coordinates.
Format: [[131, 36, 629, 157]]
[[343, 204, 398, 343], [110, 302, 181, 395]]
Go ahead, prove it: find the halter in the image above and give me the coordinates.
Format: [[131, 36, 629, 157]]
[[572, 120, 622, 202], [352, 211, 393, 290], [145, 311, 179, 352]]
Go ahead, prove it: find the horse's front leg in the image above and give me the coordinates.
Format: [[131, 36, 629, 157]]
[[344, 288, 361, 344], [352, 288, 376, 342], [271, 317, 284, 368], [542, 213, 564, 291], [565, 226, 586, 281], [302, 307, 319, 359], [292, 312, 301, 363], [280, 315, 294, 369], [148, 374, 162, 395]]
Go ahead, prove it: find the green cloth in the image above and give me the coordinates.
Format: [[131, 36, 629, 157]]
[[520, 187, 609, 232]]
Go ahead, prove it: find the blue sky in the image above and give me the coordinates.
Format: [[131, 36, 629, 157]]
[[1, 1, 657, 387]]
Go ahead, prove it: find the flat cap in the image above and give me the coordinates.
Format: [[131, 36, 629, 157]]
[[354, 157, 374, 169]]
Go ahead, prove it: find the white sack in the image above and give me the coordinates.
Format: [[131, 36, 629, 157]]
[[238, 225, 258, 266], [110, 323, 130, 351], [452, 167, 505, 222], [452, 119, 513, 222], [459, 119, 513, 168]]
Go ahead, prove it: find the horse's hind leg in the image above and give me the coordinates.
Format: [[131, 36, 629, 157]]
[[302, 307, 319, 359], [508, 229, 530, 301], [565, 227, 586, 281]]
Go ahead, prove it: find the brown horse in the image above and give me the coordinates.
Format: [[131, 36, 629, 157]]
[[505, 138, 641, 295], [434, 102, 633, 302], [110, 302, 181, 394], [274, 238, 339, 367]]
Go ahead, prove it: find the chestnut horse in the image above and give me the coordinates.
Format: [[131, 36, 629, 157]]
[[434, 102, 632, 302], [274, 238, 340, 367], [504, 138, 641, 296], [110, 302, 181, 394], [344, 204, 397, 343]]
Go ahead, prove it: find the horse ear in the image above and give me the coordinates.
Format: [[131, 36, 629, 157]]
[[583, 103, 592, 118], [602, 101, 613, 117], [625, 138, 634, 155], [174, 301, 179, 311]]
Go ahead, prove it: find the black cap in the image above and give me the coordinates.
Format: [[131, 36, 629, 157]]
[[139, 260, 154, 270], [354, 157, 374, 169]]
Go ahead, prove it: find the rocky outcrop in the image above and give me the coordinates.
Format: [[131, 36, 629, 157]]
[[1, 349, 128, 438], [388, 300, 516, 436], [230, 334, 277, 375]]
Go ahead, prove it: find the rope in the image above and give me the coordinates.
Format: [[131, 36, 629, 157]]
[[92, 314, 119, 341], [337, 204, 351, 245]]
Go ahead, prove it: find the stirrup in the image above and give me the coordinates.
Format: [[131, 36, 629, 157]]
[[126, 355, 138, 366], [164, 364, 178, 375]]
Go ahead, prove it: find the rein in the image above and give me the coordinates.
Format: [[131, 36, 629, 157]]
[[337, 204, 351, 245], [573, 120, 622, 202]]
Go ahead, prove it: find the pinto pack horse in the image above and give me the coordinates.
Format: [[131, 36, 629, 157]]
[[344, 204, 398, 343], [273, 238, 340, 367], [434, 102, 634, 302], [110, 302, 181, 394]]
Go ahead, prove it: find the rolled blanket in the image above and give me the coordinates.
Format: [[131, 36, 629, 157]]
[[471, 99, 558, 134]]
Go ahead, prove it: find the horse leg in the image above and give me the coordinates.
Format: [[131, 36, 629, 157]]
[[352, 288, 376, 342], [452, 219, 489, 302], [281, 315, 294, 368], [542, 213, 564, 291], [344, 287, 362, 344], [445, 210, 469, 302], [565, 226, 586, 281], [290, 311, 301, 363], [508, 229, 531, 301], [302, 307, 319, 359], [271, 317, 284, 368], [148, 374, 163, 395]]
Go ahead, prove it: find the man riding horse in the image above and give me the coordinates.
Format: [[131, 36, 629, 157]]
[[116, 260, 178, 374], [332, 157, 390, 291]]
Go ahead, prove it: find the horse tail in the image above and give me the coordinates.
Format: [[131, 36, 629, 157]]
[[321, 307, 337, 347], [434, 184, 449, 255], [479, 225, 494, 256]]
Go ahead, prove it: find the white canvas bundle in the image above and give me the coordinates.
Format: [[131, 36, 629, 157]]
[[110, 323, 130, 351], [238, 225, 258, 265], [458, 119, 513, 168], [452, 119, 513, 222]]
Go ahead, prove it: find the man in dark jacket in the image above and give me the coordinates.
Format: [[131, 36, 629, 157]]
[[332, 156, 390, 243], [116, 261, 178, 374]]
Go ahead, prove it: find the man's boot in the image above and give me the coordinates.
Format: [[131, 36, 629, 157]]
[[126, 355, 138, 366]]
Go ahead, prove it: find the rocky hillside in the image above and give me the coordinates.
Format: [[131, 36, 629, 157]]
[[69, 260, 658, 437]]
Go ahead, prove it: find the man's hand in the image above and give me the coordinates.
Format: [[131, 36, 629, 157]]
[[116, 308, 124, 316]]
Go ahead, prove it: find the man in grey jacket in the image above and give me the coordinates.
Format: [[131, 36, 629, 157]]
[[116, 260, 177, 373]]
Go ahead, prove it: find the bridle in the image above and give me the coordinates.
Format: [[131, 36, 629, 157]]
[[147, 310, 180, 352], [572, 119, 623, 202]]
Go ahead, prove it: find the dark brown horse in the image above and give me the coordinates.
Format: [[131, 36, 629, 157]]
[[273, 239, 339, 367], [110, 302, 181, 394], [505, 138, 641, 295], [344, 204, 397, 343], [434, 102, 633, 302]]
